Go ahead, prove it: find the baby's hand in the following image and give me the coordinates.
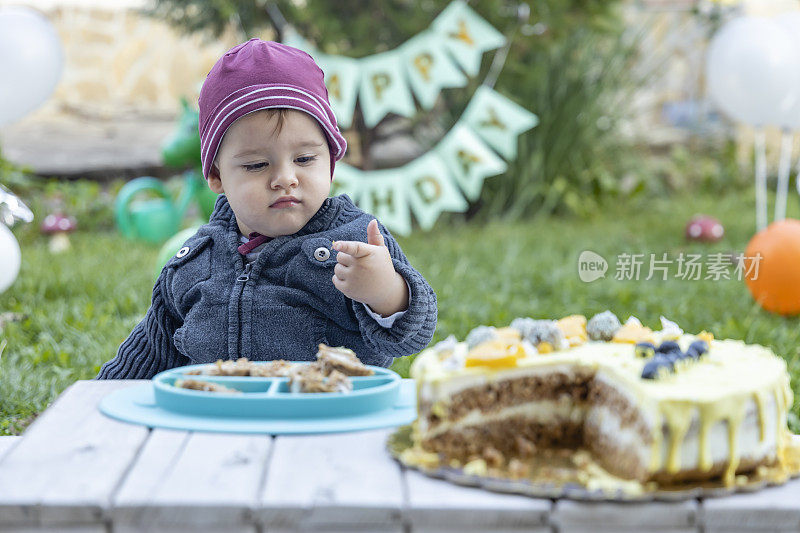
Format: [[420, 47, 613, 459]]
[[331, 219, 409, 317]]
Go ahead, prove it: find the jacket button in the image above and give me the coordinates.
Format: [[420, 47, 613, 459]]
[[176, 246, 190, 258], [314, 247, 331, 261]]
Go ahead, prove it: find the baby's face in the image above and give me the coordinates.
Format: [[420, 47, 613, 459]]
[[208, 110, 331, 238]]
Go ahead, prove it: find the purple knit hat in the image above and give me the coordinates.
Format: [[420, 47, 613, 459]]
[[198, 39, 347, 180]]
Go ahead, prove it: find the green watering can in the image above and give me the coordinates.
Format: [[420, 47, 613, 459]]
[[114, 172, 212, 243], [114, 177, 177, 243], [115, 97, 218, 243]]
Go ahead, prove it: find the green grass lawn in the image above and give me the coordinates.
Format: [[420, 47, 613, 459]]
[[2, 188, 800, 435]]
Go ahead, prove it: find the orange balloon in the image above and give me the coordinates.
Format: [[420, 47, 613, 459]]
[[744, 219, 800, 315]]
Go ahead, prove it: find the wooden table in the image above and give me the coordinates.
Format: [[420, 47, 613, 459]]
[[0, 380, 798, 532]]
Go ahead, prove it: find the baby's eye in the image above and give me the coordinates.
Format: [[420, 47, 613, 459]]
[[296, 156, 317, 164], [243, 162, 267, 171]]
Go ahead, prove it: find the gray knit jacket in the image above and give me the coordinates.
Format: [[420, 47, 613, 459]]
[[96, 194, 437, 379]]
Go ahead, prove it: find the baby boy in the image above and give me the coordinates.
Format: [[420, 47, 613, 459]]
[[97, 39, 437, 379]]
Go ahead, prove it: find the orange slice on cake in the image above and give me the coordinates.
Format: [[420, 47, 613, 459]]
[[557, 314, 587, 346], [465, 339, 526, 369], [612, 320, 656, 344]]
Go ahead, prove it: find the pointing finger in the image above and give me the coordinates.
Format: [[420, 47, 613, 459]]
[[367, 219, 385, 247]]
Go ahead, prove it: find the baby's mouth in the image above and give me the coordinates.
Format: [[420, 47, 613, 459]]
[[270, 197, 300, 208]]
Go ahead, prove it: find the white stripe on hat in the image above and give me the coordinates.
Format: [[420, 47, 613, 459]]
[[202, 84, 339, 149], [202, 101, 345, 176]]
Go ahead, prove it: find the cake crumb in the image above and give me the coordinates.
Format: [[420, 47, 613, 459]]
[[463, 458, 488, 476], [482, 446, 505, 468], [516, 435, 536, 458], [508, 458, 530, 479]]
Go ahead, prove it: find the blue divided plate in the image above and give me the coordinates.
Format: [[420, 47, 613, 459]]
[[98, 362, 418, 434], [152, 362, 401, 418]]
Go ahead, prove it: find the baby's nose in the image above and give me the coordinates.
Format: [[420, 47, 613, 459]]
[[270, 164, 299, 189]]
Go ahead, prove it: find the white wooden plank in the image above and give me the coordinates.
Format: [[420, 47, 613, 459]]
[[258, 428, 404, 530], [112, 429, 271, 529], [700, 478, 800, 531], [0, 437, 21, 460], [0, 526, 106, 532], [557, 528, 696, 533], [552, 500, 697, 529], [0, 380, 150, 527], [264, 524, 404, 533], [115, 527, 256, 533], [403, 468, 550, 529], [413, 528, 551, 533], [705, 529, 797, 533]]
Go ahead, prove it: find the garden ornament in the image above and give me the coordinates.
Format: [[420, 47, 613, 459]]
[[0, 185, 33, 294], [161, 96, 218, 219], [114, 170, 215, 244], [114, 176, 179, 244], [0, 185, 33, 227], [685, 215, 724, 243], [115, 97, 218, 244], [162, 97, 201, 169], [41, 213, 76, 253]]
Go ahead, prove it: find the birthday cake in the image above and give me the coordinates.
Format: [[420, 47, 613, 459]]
[[407, 312, 797, 489]]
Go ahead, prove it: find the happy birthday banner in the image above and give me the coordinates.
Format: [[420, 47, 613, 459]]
[[331, 86, 537, 235], [284, 1, 538, 235]]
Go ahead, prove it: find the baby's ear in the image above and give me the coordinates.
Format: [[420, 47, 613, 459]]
[[207, 163, 224, 194]]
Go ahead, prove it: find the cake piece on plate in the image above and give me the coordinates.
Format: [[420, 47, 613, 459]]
[[288, 363, 353, 393], [249, 360, 294, 377], [186, 358, 295, 377], [174, 379, 241, 393], [317, 343, 374, 376], [185, 357, 252, 376]]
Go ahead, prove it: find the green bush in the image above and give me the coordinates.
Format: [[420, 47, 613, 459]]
[[477, 24, 642, 220]]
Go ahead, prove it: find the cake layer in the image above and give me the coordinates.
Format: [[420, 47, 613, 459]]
[[418, 366, 592, 436], [420, 414, 584, 462]]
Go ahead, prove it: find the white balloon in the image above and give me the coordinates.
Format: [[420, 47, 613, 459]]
[[775, 13, 800, 130], [706, 17, 800, 127], [0, 6, 64, 127], [0, 224, 21, 293]]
